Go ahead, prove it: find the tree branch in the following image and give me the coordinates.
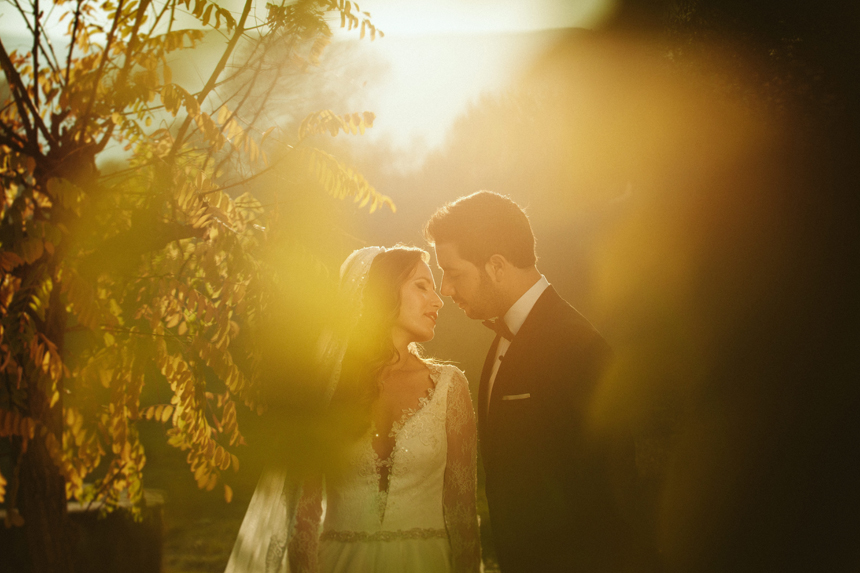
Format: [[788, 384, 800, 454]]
[[0, 130, 28, 151], [102, 326, 190, 340], [33, 0, 40, 110], [84, 462, 127, 512], [94, 0, 153, 153], [203, 154, 288, 196], [167, 0, 177, 35], [9, 0, 60, 75], [202, 59, 265, 173], [167, 0, 255, 160], [78, 0, 127, 140], [148, 0, 174, 34], [65, 0, 83, 86], [0, 37, 52, 148]]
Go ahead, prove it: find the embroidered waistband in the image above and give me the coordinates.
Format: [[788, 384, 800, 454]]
[[321, 528, 447, 543]]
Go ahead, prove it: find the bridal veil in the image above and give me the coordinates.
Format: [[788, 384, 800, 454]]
[[224, 247, 385, 573]]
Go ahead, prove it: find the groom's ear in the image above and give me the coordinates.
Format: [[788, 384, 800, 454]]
[[485, 254, 508, 283]]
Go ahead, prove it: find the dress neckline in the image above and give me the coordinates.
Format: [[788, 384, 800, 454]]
[[370, 363, 444, 498], [387, 362, 443, 439]]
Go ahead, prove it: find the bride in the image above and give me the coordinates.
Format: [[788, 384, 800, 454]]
[[226, 246, 481, 573]]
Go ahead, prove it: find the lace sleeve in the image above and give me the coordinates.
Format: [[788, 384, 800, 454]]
[[443, 367, 482, 572], [287, 476, 323, 573]]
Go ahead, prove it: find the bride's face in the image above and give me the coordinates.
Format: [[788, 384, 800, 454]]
[[393, 261, 444, 343]]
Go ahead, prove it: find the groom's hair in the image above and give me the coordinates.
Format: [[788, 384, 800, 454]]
[[424, 191, 536, 268]]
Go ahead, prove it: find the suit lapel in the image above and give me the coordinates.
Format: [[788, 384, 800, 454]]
[[487, 287, 562, 411]]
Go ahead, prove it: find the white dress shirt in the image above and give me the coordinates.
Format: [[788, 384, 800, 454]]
[[486, 275, 550, 418]]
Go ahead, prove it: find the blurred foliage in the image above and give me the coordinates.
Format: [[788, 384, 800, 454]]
[[0, 0, 392, 569]]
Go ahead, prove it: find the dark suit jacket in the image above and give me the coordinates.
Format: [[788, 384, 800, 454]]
[[479, 286, 636, 573]]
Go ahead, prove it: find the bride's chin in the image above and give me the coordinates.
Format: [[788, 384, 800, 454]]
[[416, 330, 435, 343]]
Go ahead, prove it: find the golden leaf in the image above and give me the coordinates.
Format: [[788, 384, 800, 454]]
[[217, 105, 230, 125], [185, 92, 201, 119], [161, 84, 180, 115], [18, 237, 44, 264], [220, 8, 236, 31], [0, 252, 24, 271], [260, 126, 275, 146], [224, 483, 233, 503], [202, 3, 213, 26]]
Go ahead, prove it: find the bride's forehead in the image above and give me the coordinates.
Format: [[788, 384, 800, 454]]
[[411, 261, 434, 279]]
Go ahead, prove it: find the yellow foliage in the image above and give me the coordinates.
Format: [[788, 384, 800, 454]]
[[0, 0, 386, 517], [0, 409, 37, 442]]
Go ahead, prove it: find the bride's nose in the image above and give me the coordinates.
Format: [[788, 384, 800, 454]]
[[431, 291, 443, 309]]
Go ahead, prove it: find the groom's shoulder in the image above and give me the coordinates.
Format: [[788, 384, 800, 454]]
[[536, 290, 610, 357], [538, 289, 602, 335]]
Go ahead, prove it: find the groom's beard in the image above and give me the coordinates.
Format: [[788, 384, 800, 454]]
[[460, 271, 504, 320]]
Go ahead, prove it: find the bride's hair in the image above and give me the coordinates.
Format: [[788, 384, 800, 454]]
[[334, 245, 429, 423]]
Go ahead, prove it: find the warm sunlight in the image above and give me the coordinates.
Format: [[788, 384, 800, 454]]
[[326, 0, 618, 154]]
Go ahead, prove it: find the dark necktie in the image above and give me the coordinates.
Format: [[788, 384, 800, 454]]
[[482, 318, 514, 341]]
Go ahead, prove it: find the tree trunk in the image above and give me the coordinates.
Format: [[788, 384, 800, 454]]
[[18, 274, 76, 573], [18, 431, 76, 573]]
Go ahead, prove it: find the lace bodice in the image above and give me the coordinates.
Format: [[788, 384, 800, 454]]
[[289, 363, 480, 573]]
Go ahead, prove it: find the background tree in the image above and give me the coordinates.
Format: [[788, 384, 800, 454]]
[[0, 0, 391, 571]]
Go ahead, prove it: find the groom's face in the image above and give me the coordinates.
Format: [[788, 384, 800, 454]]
[[434, 243, 501, 320]]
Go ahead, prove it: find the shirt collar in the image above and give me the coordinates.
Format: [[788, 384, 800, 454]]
[[503, 275, 550, 337]]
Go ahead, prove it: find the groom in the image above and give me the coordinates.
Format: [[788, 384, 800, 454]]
[[426, 191, 636, 572]]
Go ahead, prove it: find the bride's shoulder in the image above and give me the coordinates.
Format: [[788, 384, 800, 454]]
[[427, 362, 469, 387]]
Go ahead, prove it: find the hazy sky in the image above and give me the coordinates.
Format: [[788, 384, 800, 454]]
[[0, 0, 615, 41], [328, 0, 616, 156], [335, 32, 557, 159], [355, 0, 615, 36], [0, 0, 616, 161]]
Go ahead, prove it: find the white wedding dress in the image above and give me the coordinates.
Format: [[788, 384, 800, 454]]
[[287, 362, 480, 573]]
